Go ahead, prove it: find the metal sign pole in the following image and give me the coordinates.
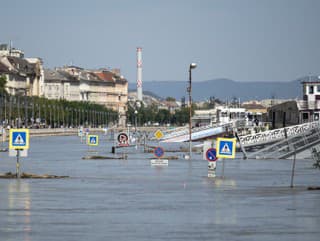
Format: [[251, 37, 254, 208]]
[[16, 149, 20, 178], [222, 158, 225, 178], [290, 152, 296, 188]]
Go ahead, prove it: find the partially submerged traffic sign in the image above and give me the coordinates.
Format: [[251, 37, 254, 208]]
[[154, 146, 165, 158], [206, 147, 217, 177], [117, 132, 129, 147], [206, 148, 218, 162], [9, 129, 29, 150], [151, 146, 168, 166], [78, 128, 83, 137], [154, 129, 164, 139], [88, 135, 98, 146], [151, 159, 168, 166], [9, 129, 30, 178], [216, 137, 236, 158]]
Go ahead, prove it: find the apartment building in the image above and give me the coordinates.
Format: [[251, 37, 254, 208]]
[[43, 66, 128, 125], [0, 44, 128, 126], [267, 76, 320, 128]]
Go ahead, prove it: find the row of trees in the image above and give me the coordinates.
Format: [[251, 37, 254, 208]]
[[0, 76, 118, 128], [1, 74, 195, 129], [126, 102, 194, 127]]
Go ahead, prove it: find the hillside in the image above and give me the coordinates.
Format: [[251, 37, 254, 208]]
[[129, 79, 302, 101]]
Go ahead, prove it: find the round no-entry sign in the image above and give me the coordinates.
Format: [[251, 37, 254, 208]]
[[206, 148, 218, 162], [154, 146, 165, 158]]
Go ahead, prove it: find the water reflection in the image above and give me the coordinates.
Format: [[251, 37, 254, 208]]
[[204, 177, 238, 225], [7, 181, 31, 241]]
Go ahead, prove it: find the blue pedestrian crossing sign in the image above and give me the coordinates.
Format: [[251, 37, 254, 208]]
[[9, 129, 30, 150], [216, 137, 236, 158], [88, 135, 98, 146]]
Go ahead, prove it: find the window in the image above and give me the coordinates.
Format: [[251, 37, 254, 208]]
[[302, 112, 309, 120], [317, 85, 320, 92], [309, 86, 314, 94]]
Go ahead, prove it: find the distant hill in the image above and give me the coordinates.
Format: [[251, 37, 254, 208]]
[[129, 78, 302, 101]]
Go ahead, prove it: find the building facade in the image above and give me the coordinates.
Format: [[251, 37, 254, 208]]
[[0, 44, 128, 126], [267, 77, 320, 128], [43, 66, 128, 126]]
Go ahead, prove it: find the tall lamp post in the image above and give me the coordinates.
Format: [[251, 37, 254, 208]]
[[188, 63, 197, 159], [134, 110, 138, 132]]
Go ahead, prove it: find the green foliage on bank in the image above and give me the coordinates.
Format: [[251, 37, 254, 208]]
[[126, 102, 194, 127], [0, 93, 118, 128], [0, 75, 8, 95]]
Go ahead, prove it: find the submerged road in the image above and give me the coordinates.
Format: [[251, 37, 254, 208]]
[[0, 135, 319, 241]]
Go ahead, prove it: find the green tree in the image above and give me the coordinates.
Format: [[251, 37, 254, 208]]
[[173, 107, 190, 125], [165, 97, 176, 102], [156, 109, 171, 124], [0, 75, 8, 95]]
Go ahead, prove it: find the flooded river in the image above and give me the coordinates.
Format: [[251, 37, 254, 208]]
[[0, 135, 319, 241]]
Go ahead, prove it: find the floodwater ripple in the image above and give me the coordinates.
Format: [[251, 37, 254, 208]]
[[0, 135, 319, 241]]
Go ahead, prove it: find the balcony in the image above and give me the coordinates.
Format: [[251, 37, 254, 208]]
[[297, 100, 320, 110]]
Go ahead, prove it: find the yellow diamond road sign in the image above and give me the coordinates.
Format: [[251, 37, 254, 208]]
[[154, 129, 164, 139]]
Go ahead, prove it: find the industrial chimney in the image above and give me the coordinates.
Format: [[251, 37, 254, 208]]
[[136, 47, 143, 101]]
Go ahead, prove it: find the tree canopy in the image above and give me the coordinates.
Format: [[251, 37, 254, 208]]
[[0, 75, 8, 95]]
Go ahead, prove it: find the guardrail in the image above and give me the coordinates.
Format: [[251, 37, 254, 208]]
[[247, 126, 320, 159], [161, 122, 235, 142], [238, 121, 320, 147], [29, 128, 103, 136]]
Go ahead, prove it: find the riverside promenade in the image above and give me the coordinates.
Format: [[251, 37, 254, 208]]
[[26, 126, 169, 137]]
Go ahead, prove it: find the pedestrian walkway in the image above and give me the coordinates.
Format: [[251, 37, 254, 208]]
[[238, 121, 320, 149], [160, 122, 233, 142], [246, 124, 320, 159]]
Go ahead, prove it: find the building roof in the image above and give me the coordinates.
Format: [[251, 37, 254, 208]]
[[7, 56, 36, 76], [0, 56, 17, 73], [44, 69, 68, 81], [241, 103, 267, 110], [94, 71, 115, 82], [300, 76, 320, 83]]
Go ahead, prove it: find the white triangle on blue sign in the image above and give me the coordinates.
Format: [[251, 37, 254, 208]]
[[90, 138, 96, 144], [220, 143, 231, 154], [14, 134, 25, 144]]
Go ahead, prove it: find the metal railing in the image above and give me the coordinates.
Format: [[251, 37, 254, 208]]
[[247, 125, 320, 159], [238, 121, 320, 148], [161, 121, 235, 142]]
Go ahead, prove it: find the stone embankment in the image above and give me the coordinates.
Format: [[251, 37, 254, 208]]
[[29, 128, 100, 137], [28, 126, 169, 137], [0, 126, 170, 138]]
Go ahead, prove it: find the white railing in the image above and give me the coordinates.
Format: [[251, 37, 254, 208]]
[[161, 122, 235, 142], [238, 121, 320, 147]]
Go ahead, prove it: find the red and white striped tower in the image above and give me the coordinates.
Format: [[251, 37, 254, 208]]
[[136, 47, 143, 101]]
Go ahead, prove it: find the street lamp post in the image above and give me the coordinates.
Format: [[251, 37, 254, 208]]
[[188, 63, 197, 159], [134, 110, 138, 132], [24, 89, 28, 128]]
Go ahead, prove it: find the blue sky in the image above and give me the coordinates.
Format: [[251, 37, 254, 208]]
[[1, 0, 319, 82]]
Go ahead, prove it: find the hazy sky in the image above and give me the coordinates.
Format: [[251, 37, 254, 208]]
[[1, 0, 319, 83]]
